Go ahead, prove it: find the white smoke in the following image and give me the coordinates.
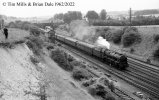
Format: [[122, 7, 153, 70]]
[[70, 20, 96, 41], [95, 36, 110, 49]]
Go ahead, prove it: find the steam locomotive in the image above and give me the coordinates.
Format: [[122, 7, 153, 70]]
[[55, 34, 128, 70]]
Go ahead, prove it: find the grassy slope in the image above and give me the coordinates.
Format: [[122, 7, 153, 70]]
[[108, 26, 159, 65], [81, 25, 159, 65], [0, 28, 30, 42], [131, 27, 159, 57]]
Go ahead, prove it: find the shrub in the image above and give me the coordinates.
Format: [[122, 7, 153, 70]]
[[27, 36, 43, 49], [88, 84, 108, 98], [122, 31, 142, 47], [57, 43, 62, 46], [153, 46, 159, 60], [124, 27, 138, 33], [0, 42, 12, 48], [95, 27, 110, 39], [88, 86, 97, 96], [30, 56, 39, 65], [103, 29, 124, 44], [108, 81, 115, 92], [70, 60, 81, 66], [102, 78, 110, 86], [130, 48, 135, 53], [14, 40, 25, 44], [26, 37, 43, 56], [50, 49, 73, 71], [122, 26, 129, 33], [47, 45, 54, 50], [26, 40, 40, 56], [82, 78, 97, 87], [147, 58, 151, 63], [72, 69, 90, 81], [26, 40, 34, 50], [67, 55, 74, 62], [153, 34, 159, 43], [70, 60, 87, 69], [111, 29, 124, 44], [105, 30, 113, 41]]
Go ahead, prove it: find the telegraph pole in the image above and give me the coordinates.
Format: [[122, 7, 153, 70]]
[[129, 8, 132, 27]]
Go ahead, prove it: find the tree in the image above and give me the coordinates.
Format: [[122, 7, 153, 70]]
[[86, 10, 99, 20], [53, 13, 64, 20], [68, 11, 82, 21], [100, 9, 107, 20], [63, 13, 71, 24], [63, 11, 82, 24]]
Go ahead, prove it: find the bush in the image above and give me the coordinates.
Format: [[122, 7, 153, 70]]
[[153, 46, 159, 60], [70, 60, 87, 69], [103, 29, 124, 44], [82, 78, 97, 87], [30, 56, 39, 65], [57, 43, 62, 46], [67, 55, 74, 62], [122, 31, 142, 47], [0, 42, 12, 48], [147, 58, 151, 63], [28, 36, 43, 49], [153, 34, 159, 43], [88, 84, 108, 98], [105, 30, 113, 41], [95, 27, 110, 39], [70, 60, 81, 66], [50, 49, 73, 71], [124, 27, 138, 33], [122, 26, 129, 33], [130, 48, 135, 53], [14, 40, 25, 44], [26, 40, 40, 56], [111, 29, 124, 44], [108, 81, 115, 92], [26, 37, 44, 56], [72, 69, 90, 81], [47, 45, 54, 50]]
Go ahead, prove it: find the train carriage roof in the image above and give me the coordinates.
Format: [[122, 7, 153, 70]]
[[65, 36, 78, 42], [77, 41, 95, 48]]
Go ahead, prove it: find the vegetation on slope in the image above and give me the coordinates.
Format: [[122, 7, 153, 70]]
[[48, 44, 118, 100]]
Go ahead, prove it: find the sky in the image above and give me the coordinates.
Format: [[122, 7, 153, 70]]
[[0, 0, 159, 17]]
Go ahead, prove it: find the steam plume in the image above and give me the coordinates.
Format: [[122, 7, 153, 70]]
[[95, 36, 110, 49]]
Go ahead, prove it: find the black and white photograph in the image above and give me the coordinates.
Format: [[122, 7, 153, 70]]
[[0, 0, 159, 100]]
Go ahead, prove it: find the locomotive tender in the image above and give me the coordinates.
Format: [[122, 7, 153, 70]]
[[55, 34, 128, 70]]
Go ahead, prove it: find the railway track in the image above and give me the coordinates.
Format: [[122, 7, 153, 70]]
[[58, 42, 159, 99], [61, 44, 136, 100], [128, 59, 159, 76], [87, 68, 136, 100], [127, 58, 159, 93], [127, 64, 159, 88]]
